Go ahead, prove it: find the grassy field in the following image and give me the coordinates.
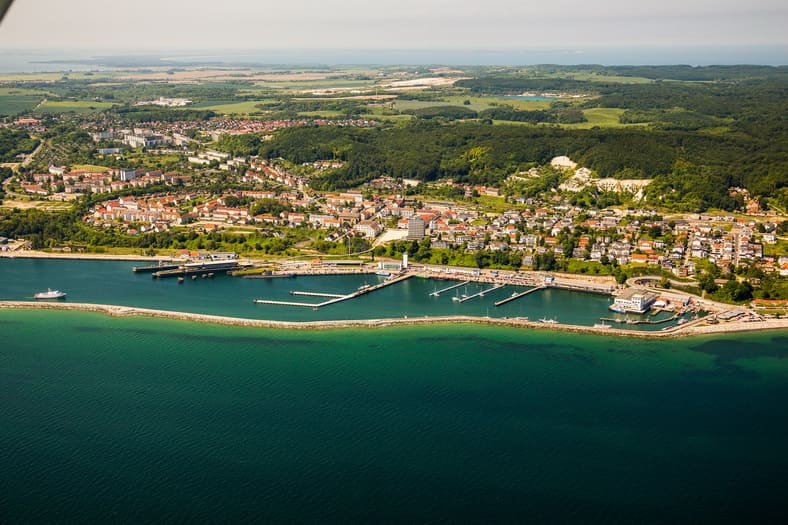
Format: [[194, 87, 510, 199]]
[[34, 100, 115, 114], [189, 100, 268, 114], [549, 72, 655, 84], [394, 96, 554, 113], [564, 108, 636, 129], [0, 95, 44, 115], [71, 164, 112, 173], [445, 95, 555, 111], [0, 87, 50, 116], [297, 110, 345, 118]]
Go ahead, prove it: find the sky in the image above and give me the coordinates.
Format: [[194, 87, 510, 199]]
[[1, 0, 787, 64]]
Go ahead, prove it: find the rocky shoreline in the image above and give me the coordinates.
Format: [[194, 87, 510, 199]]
[[2, 301, 786, 339]]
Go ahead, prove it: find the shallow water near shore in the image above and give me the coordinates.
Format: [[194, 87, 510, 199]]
[[1, 308, 787, 522]]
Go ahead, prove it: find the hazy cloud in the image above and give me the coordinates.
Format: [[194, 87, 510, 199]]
[[1, 0, 786, 51]]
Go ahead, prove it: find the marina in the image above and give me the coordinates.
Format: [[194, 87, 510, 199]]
[[494, 286, 546, 307], [255, 273, 414, 310], [429, 280, 471, 297], [456, 283, 506, 303], [0, 257, 727, 331]]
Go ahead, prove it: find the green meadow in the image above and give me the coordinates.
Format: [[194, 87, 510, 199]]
[[34, 100, 115, 114]]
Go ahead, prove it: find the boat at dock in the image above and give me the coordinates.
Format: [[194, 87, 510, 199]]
[[594, 322, 611, 329], [34, 289, 67, 300], [375, 270, 391, 277]]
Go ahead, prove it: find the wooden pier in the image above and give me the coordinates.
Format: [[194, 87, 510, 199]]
[[457, 283, 505, 303], [494, 286, 545, 307], [429, 280, 470, 297]]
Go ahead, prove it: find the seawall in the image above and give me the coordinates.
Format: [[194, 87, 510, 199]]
[[1, 301, 786, 339]]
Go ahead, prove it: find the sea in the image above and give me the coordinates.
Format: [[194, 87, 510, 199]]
[[1, 258, 787, 522]]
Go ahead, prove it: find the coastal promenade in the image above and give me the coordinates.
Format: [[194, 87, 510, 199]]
[[2, 301, 786, 339]]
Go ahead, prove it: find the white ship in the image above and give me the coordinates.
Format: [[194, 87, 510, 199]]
[[34, 289, 67, 300]]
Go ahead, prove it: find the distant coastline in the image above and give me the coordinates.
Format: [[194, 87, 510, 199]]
[[2, 301, 786, 339]]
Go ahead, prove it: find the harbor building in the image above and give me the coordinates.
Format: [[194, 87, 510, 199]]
[[610, 289, 657, 314]]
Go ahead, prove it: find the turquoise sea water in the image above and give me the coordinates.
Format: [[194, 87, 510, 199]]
[[0, 258, 678, 330], [2, 259, 788, 521], [0, 309, 787, 522]]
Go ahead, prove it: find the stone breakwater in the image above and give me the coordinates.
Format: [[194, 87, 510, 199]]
[[2, 301, 786, 339]]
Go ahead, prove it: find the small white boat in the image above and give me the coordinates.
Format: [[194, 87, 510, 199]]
[[375, 270, 390, 277], [594, 322, 611, 329], [34, 289, 67, 300], [539, 318, 558, 324]]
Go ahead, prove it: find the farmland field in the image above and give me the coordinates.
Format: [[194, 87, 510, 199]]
[[0, 95, 44, 115], [0, 87, 49, 115], [190, 100, 269, 114], [34, 100, 115, 114]]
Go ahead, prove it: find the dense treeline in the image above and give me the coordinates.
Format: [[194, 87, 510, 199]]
[[0, 207, 302, 254], [110, 106, 217, 122], [402, 106, 478, 120], [478, 106, 586, 124], [0, 128, 39, 162], [259, 121, 785, 211], [618, 109, 724, 131], [37, 80, 256, 105], [596, 65, 788, 82]]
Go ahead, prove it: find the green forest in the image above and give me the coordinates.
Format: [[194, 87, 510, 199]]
[[256, 120, 781, 212]]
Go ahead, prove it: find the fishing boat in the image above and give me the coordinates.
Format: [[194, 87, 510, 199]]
[[34, 288, 67, 300]]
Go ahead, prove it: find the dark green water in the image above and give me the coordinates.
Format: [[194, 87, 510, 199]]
[[0, 258, 679, 329], [1, 309, 787, 523]]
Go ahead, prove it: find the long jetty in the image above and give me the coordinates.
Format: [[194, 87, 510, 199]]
[[255, 273, 414, 309], [457, 283, 505, 303], [253, 298, 326, 308], [290, 291, 345, 298], [429, 280, 470, 297], [494, 286, 546, 307]]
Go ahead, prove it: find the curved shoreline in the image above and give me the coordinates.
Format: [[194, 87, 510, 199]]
[[1, 301, 786, 339]]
